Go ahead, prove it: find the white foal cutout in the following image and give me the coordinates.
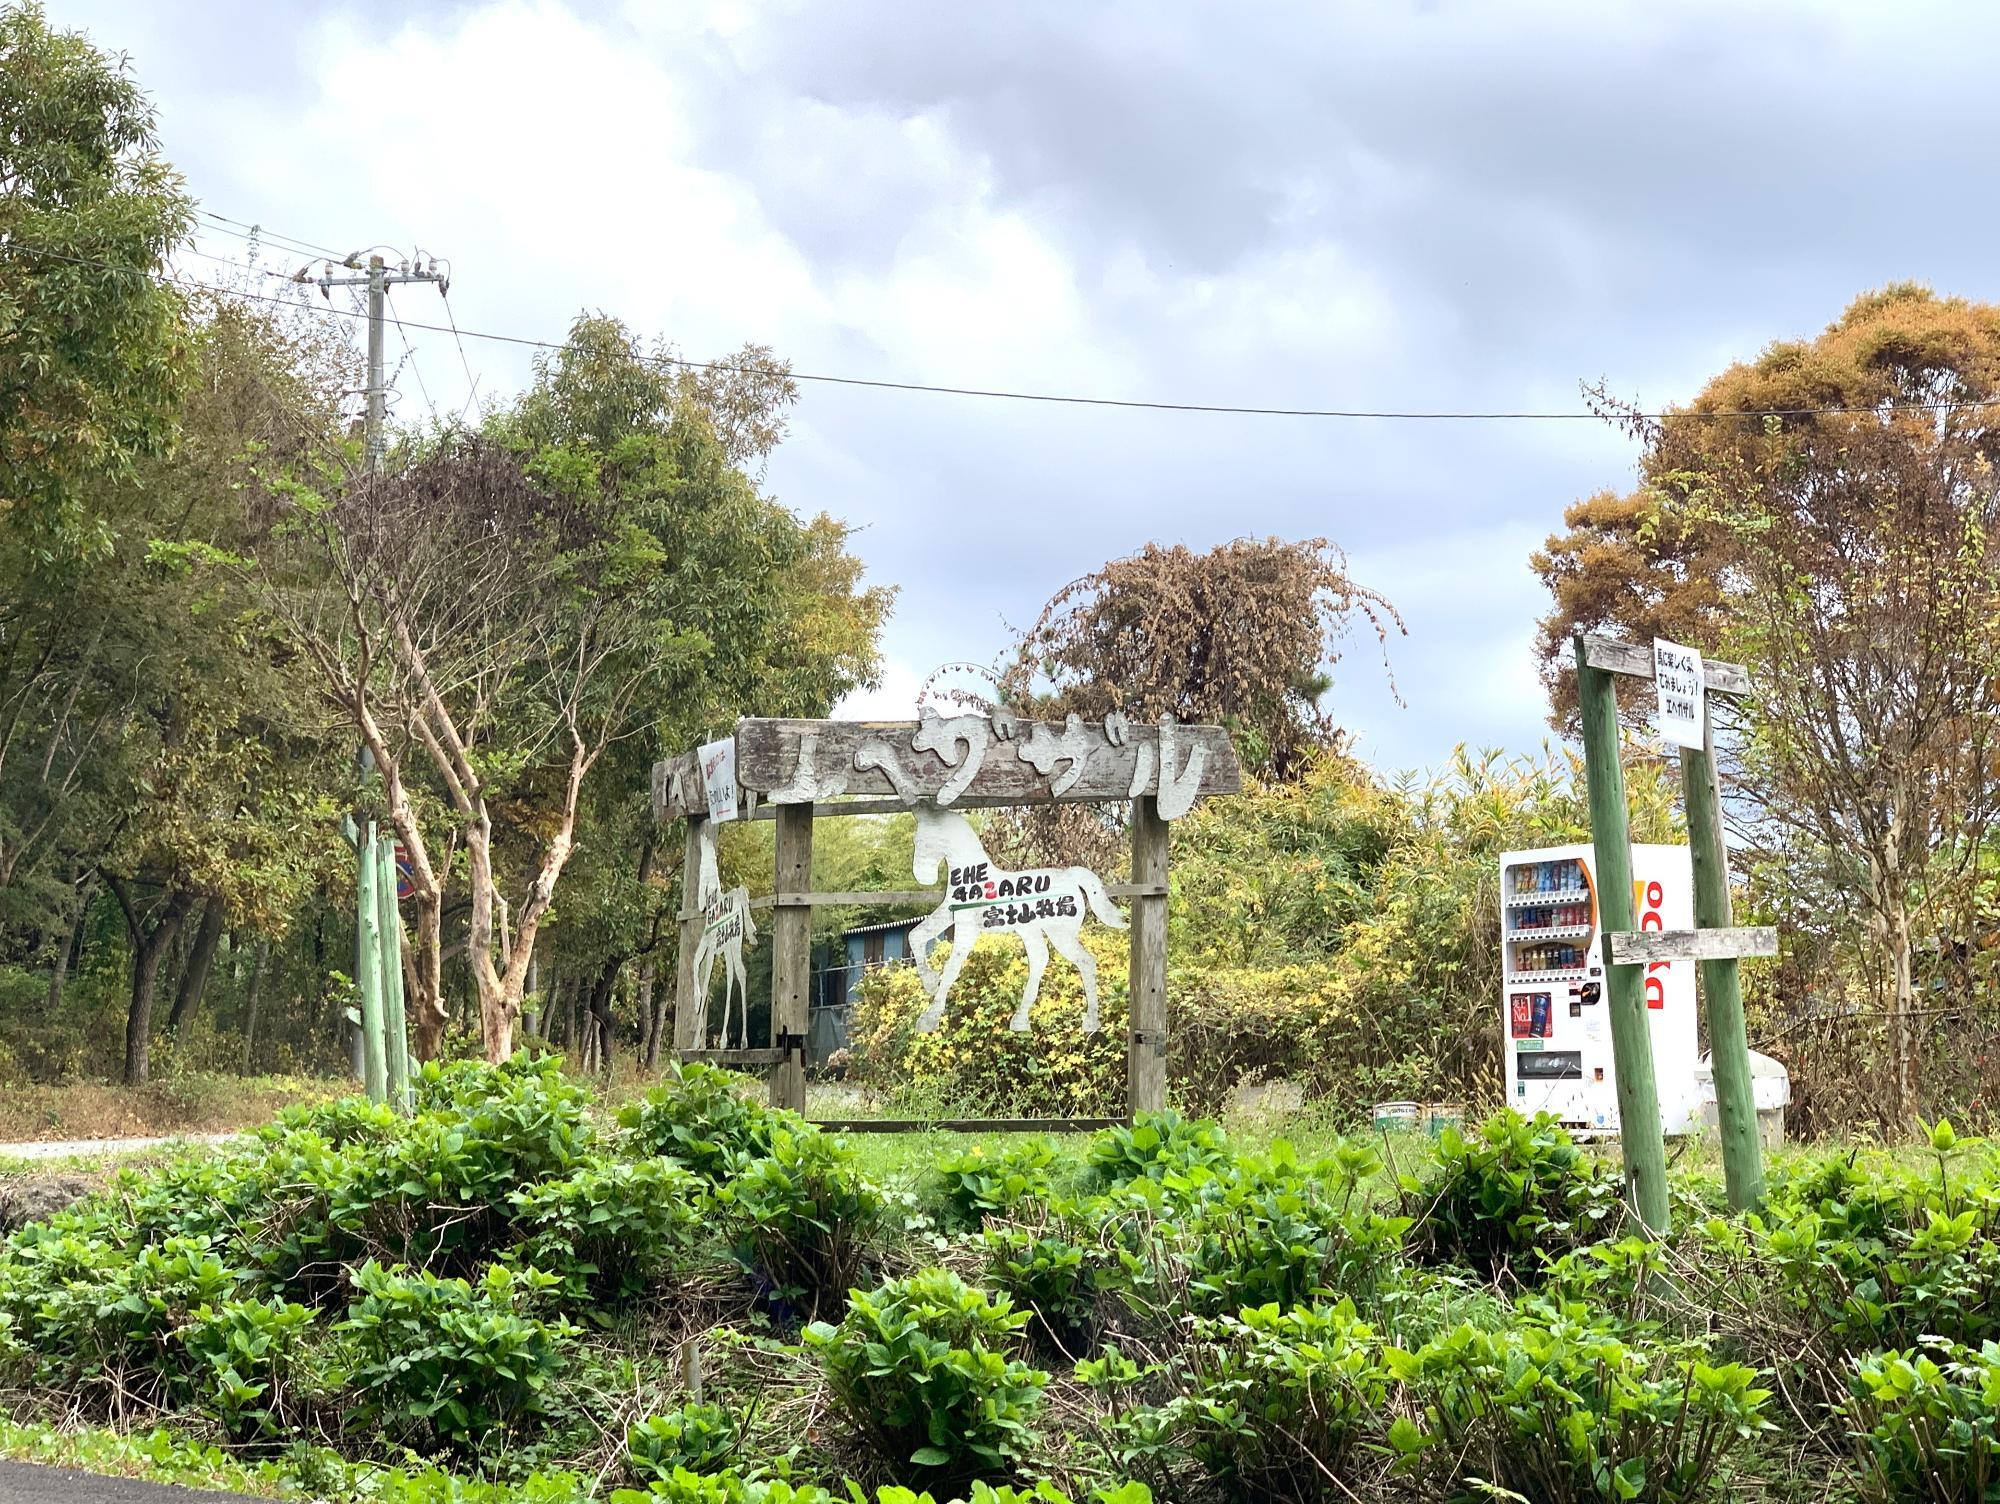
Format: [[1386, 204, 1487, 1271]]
[[690, 822, 757, 1049], [907, 803, 1127, 1035]]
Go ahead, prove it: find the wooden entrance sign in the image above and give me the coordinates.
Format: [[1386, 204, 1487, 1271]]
[[1574, 632, 1771, 1222], [654, 707, 1242, 1126]]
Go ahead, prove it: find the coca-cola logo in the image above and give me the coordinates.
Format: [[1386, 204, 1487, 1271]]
[[1634, 878, 1668, 1009]]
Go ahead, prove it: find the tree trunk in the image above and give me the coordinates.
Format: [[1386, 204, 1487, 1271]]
[[638, 959, 660, 1070], [108, 879, 197, 1087], [168, 895, 226, 1035], [241, 937, 268, 1073], [1887, 887, 1917, 1128], [588, 957, 620, 1073]]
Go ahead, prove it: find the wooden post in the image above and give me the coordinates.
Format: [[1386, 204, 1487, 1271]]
[[355, 823, 388, 1105], [375, 836, 411, 1111], [772, 802, 813, 1112], [672, 814, 708, 1059], [1573, 636, 1671, 1235], [1127, 794, 1168, 1116], [1681, 705, 1766, 1210]]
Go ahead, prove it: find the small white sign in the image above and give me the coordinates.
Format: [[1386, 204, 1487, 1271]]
[[1653, 638, 1706, 750], [699, 737, 739, 823]]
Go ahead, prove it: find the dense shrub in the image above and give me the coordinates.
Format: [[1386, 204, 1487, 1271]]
[[611, 1477, 1148, 1504], [1845, 1340, 2000, 1502], [1403, 1110, 1620, 1280], [935, 1139, 1058, 1231], [0, 1228, 267, 1415], [509, 1156, 706, 1303], [1387, 1311, 1771, 1503], [804, 1268, 1047, 1485], [628, 1402, 744, 1482], [617, 1065, 781, 1182], [1084, 1111, 1231, 1190], [340, 1261, 574, 1454], [721, 1127, 889, 1320], [981, 1221, 1104, 1361], [1166, 1300, 1392, 1503]]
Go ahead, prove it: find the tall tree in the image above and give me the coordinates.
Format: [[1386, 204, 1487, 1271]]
[[0, 0, 191, 564], [997, 537, 1401, 781], [257, 316, 889, 1064], [1534, 285, 2000, 1125]]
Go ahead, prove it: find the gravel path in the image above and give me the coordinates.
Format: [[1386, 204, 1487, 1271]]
[[0, 1461, 267, 1502], [0, 1134, 237, 1163]]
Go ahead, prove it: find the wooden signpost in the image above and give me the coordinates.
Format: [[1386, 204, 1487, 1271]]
[[1575, 633, 1772, 1225], [654, 708, 1242, 1124]]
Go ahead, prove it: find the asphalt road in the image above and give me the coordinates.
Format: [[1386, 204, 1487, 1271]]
[[0, 1462, 269, 1501]]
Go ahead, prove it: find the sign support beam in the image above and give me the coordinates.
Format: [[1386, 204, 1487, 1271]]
[[1573, 635, 1672, 1235], [1680, 705, 1767, 1210]]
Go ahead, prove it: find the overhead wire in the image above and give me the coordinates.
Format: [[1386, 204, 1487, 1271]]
[[385, 286, 441, 422], [23, 232, 2000, 426]]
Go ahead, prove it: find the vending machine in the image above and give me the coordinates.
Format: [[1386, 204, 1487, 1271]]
[[1499, 843, 1702, 1136]]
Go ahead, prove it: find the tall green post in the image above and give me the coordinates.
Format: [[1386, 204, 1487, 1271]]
[[1573, 635, 1672, 1235], [1681, 706, 1765, 1210], [356, 823, 389, 1105], [376, 835, 412, 1112]]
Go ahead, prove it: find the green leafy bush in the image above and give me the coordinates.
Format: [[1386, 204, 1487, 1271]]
[[721, 1127, 888, 1320], [1165, 1300, 1391, 1503], [1084, 1112, 1231, 1190], [509, 1156, 705, 1303], [936, 1139, 1058, 1230], [617, 1065, 780, 1181], [0, 1228, 257, 1412], [178, 1295, 319, 1437], [981, 1221, 1103, 1361], [1845, 1341, 2000, 1503], [804, 1268, 1047, 1484], [1403, 1111, 1620, 1280], [610, 1476, 1149, 1504], [340, 1261, 575, 1453], [628, 1402, 744, 1482], [1387, 1311, 1771, 1503]]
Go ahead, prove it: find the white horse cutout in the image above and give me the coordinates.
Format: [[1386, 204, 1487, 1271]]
[[691, 822, 757, 1050], [908, 804, 1127, 1034]]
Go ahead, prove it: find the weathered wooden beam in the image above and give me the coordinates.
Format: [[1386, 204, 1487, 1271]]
[[770, 804, 813, 1112], [1581, 635, 1753, 697], [810, 1116, 1130, 1134], [1127, 794, 1169, 1116], [680, 883, 1170, 923], [736, 716, 1241, 809], [1604, 926, 1779, 965], [679, 1048, 787, 1067]]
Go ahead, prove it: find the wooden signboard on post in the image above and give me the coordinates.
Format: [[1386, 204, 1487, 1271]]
[[1575, 632, 1771, 1221], [655, 708, 1242, 1126]]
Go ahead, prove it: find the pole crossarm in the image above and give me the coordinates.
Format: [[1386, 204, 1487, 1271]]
[[1604, 926, 1779, 965], [1580, 634, 1753, 697]]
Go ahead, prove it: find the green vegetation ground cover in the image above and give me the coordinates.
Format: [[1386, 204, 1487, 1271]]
[[2, 1062, 1997, 1502]]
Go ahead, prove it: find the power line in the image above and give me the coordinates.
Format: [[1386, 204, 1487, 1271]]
[[438, 286, 486, 423], [198, 209, 348, 262], [25, 235, 2000, 426], [385, 286, 440, 422]]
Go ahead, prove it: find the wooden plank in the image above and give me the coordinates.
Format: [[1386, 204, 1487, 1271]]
[[1580, 635, 1753, 697], [654, 750, 703, 822], [671, 816, 707, 1054], [681, 883, 1170, 922], [1604, 926, 1779, 965], [770, 804, 813, 1112], [735, 716, 1241, 809], [1127, 794, 1169, 1115], [679, 1047, 786, 1067], [811, 1117, 1130, 1134]]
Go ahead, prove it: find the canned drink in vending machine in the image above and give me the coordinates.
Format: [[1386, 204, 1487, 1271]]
[[1531, 993, 1552, 1038]]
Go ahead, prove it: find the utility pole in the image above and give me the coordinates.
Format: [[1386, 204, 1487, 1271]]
[[315, 252, 448, 472], [312, 248, 448, 1098]]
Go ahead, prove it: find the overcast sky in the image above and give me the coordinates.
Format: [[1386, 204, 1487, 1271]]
[[50, 0, 2000, 772]]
